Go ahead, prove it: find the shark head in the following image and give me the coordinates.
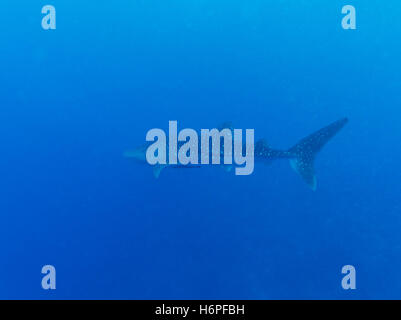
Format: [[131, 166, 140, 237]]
[[124, 143, 167, 178], [123, 144, 149, 163]]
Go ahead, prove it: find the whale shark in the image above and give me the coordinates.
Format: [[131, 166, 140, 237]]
[[124, 117, 348, 190]]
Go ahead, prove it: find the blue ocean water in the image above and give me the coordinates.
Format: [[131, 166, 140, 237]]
[[0, 0, 400, 299]]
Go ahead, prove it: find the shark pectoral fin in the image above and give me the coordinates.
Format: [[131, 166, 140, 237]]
[[153, 164, 166, 179], [221, 165, 233, 172], [290, 158, 317, 191]]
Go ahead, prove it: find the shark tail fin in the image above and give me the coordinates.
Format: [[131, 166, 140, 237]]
[[288, 117, 348, 190]]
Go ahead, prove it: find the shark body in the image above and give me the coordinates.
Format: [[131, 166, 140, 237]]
[[124, 117, 348, 190]]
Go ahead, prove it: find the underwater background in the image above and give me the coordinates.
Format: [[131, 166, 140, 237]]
[[0, 0, 401, 299]]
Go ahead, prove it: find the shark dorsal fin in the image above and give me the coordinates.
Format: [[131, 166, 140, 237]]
[[217, 121, 234, 131]]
